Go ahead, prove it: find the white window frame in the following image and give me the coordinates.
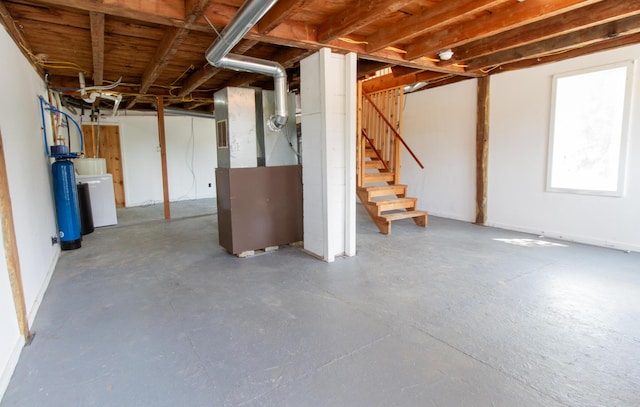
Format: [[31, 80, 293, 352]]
[[546, 61, 634, 197]]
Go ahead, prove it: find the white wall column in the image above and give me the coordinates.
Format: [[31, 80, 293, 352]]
[[300, 48, 357, 262]]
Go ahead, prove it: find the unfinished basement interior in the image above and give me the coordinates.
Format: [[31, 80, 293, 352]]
[[0, 0, 639, 406]]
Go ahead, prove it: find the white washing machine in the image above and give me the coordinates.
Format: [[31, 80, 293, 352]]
[[76, 174, 118, 227]]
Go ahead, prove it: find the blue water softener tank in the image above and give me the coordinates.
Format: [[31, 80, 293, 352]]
[[52, 159, 81, 250]]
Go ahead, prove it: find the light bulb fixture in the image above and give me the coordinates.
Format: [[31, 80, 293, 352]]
[[438, 49, 454, 61]]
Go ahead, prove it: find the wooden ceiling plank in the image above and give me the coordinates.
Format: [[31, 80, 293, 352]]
[[258, 0, 313, 34], [227, 72, 258, 88], [405, 0, 602, 60], [316, 0, 413, 44], [365, 0, 507, 53], [184, 100, 212, 110], [90, 12, 105, 85], [391, 66, 423, 78], [361, 70, 449, 93], [357, 61, 392, 79], [492, 32, 640, 73], [232, 39, 259, 55], [0, 1, 43, 75], [138, 27, 189, 94], [177, 64, 220, 97], [444, 1, 640, 66], [184, 0, 212, 25], [466, 14, 640, 72], [134, 0, 208, 95], [24, 0, 185, 27]]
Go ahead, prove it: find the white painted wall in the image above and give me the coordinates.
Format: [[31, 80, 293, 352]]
[[0, 235, 21, 403], [402, 80, 478, 221], [79, 114, 217, 207], [0, 25, 60, 399], [402, 44, 640, 252], [489, 45, 640, 252], [301, 48, 357, 261]]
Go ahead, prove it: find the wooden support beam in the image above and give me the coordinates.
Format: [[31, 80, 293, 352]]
[[362, 70, 448, 93], [156, 97, 171, 220], [0, 2, 43, 76], [366, 0, 506, 53], [226, 72, 258, 88], [316, 0, 413, 44], [491, 31, 640, 74], [139, 27, 190, 94], [0, 130, 30, 341], [405, 0, 601, 60], [466, 14, 640, 71], [89, 12, 105, 85], [136, 1, 209, 98], [258, 0, 312, 34], [441, 0, 640, 67], [177, 64, 221, 98], [475, 76, 490, 226]]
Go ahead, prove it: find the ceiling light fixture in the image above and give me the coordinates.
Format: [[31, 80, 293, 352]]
[[438, 49, 454, 61]]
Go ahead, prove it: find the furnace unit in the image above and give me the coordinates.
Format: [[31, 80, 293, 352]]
[[214, 87, 302, 255]]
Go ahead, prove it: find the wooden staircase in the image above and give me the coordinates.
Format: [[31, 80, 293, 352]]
[[357, 144, 427, 234], [357, 86, 428, 234]]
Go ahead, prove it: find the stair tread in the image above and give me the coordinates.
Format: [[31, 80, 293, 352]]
[[381, 210, 428, 221], [371, 197, 416, 206], [364, 172, 394, 181], [364, 184, 407, 191]]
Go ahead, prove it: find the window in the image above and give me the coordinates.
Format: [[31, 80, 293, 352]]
[[547, 61, 633, 196]]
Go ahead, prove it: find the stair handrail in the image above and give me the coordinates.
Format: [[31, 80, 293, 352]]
[[362, 92, 424, 169], [361, 128, 390, 171]]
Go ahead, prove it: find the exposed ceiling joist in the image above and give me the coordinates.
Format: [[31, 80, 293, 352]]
[[257, 0, 312, 34], [89, 12, 104, 86], [466, 14, 640, 72], [405, 0, 602, 60], [2, 0, 637, 112], [365, 0, 507, 53], [316, 0, 413, 44], [442, 0, 640, 67]]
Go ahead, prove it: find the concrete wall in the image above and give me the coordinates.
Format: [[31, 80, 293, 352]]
[[0, 25, 60, 398], [402, 44, 640, 252]]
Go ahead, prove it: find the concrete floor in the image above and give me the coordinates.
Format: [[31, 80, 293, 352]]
[[2, 203, 639, 406]]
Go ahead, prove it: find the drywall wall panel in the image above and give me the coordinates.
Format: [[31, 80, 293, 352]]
[[0, 25, 59, 401], [165, 116, 216, 200], [117, 116, 164, 206], [98, 115, 216, 207], [0, 26, 59, 319], [489, 44, 640, 251], [301, 49, 356, 261], [402, 80, 477, 221], [0, 230, 22, 401]]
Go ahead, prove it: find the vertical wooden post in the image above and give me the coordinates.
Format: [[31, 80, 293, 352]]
[[0, 130, 30, 340], [357, 81, 363, 188], [394, 87, 403, 184], [476, 76, 490, 225], [156, 96, 171, 220]]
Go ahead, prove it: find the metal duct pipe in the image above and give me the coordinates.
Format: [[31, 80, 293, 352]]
[[205, 0, 289, 129]]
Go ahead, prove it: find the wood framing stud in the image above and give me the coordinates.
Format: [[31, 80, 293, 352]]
[[156, 97, 171, 220], [0, 130, 30, 341], [475, 76, 490, 225]]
